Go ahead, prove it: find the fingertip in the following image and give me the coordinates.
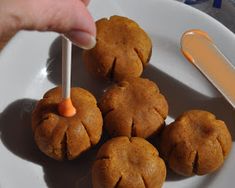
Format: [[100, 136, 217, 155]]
[[66, 30, 96, 49]]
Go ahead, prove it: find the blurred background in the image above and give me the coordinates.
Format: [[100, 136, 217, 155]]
[[176, 0, 235, 32]]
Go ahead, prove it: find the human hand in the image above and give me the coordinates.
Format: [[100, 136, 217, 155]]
[[0, 0, 96, 49]]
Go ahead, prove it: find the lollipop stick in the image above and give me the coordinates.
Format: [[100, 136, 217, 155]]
[[58, 36, 76, 117], [62, 37, 72, 99]]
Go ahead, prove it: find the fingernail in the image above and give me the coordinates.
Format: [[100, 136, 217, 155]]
[[66, 30, 96, 50]]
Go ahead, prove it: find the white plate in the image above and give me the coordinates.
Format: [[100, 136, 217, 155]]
[[0, 0, 234, 187]]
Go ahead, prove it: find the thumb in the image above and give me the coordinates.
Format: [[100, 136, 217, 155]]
[[18, 0, 96, 49]]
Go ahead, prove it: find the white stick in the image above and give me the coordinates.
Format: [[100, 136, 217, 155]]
[[62, 36, 72, 99]]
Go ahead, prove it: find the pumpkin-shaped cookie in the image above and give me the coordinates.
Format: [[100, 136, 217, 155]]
[[32, 87, 103, 160], [92, 136, 166, 188], [99, 77, 168, 138], [160, 110, 232, 176], [83, 15, 152, 81]]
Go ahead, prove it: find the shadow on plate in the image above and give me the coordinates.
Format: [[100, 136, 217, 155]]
[[0, 99, 109, 188], [46, 36, 111, 100], [167, 166, 222, 188], [165, 166, 192, 181]]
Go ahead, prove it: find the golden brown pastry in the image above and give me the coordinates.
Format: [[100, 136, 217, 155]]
[[99, 77, 168, 139], [92, 136, 166, 188], [32, 87, 103, 160], [83, 15, 152, 81], [160, 110, 232, 176]]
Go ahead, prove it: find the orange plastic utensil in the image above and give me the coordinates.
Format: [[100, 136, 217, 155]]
[[181, 29, 235, 108]]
